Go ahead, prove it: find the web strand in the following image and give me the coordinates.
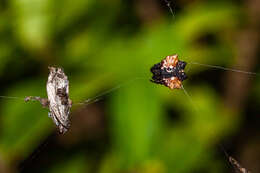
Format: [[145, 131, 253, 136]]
[[1, 60, 259, 107], [181, 85, 197, 111], [0, 77, 147, 106], [188, 62, 259, 76], [74, 77, 147, 106], [0, 95, 25, 101], [74, 85, 122, 106], [163, 0, 175, 18]]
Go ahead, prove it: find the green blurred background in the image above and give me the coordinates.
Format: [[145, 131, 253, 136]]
[[0, 0, 259, 172]]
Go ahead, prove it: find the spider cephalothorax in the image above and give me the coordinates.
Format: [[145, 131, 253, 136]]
[[150, 54, 187, 89]]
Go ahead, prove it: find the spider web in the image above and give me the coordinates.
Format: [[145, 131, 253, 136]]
[[0, 1, 258, 171]]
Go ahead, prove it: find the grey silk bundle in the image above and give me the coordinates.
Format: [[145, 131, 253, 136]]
[[25, 67, 72, 134]]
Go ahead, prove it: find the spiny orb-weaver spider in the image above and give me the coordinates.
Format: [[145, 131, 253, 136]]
[[150, 54, 188, 89]]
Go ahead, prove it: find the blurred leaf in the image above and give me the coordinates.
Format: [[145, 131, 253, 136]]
[[53, 0, 95, 31], [175, 2, 239, 42], [48, 154, 88, 173], [0, 80, 53, 161], [109, 81, 165, 168], [10, 0, 53, 51]]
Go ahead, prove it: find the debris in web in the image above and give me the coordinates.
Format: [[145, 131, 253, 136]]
[[228, 156, 251, 173], [0, 68, 146, 134], [220, 145, 251, 173], [25, 67, 72, 134]]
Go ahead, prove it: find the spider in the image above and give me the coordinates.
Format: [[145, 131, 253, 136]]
[[150, 54, 188, 89]]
